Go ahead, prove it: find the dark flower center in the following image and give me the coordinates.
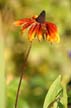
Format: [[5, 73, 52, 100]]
[[36, 10, 46, 23]]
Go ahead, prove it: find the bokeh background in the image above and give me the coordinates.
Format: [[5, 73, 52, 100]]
[[0, 0, 71, 108]]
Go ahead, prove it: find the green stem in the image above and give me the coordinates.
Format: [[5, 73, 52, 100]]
[[15, 42, 32, 108]]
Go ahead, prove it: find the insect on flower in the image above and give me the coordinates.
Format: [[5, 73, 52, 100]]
[[14, 10, 60, 43]]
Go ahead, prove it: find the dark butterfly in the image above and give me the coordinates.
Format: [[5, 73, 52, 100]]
[[36, 10, 46, 23]]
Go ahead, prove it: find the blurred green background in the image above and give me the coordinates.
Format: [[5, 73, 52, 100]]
[[0, 0, 71, 108]]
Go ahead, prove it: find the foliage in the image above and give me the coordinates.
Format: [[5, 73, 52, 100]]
[[43, 75, 68, 108]]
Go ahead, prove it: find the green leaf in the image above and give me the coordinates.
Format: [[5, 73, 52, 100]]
[[43, 75, 62, 108], [61, 84, 67, 108], [58, 101, 64, 108]]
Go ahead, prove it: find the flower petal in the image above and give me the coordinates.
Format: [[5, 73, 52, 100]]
[[45, 22, 57, 32], [46, 33, 60, 43], [13, 18, 34, 26], [28, 24, 37, 41], [36, 24, 42, 40], [32, 15, 38, 19], [22, 22, 34, 32], [45, 22, 60, 43]]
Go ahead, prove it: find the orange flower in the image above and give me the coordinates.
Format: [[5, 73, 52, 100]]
[[14, 10, 60, 43]]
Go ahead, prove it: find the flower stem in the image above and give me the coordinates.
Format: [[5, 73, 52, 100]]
[[15, 42, 32, 108]]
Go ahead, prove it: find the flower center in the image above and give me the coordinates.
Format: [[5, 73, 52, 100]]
[[36, 10, 46, 23]]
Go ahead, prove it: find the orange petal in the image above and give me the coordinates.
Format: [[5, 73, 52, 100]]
[[13, 18, 34, 26], [54, 33, 60, 43], [45, 22, 57, 33], [28, 24, 37, 41], [36, 24, 42, 41], [45, 22, 60, 43], [22, 22, 34, 32], [32, 15, 38, 19], [46, 33, 60, 43]]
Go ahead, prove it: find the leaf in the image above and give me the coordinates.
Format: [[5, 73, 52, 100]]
[[60, 84, 67, 108], [43, 75, 62, 108], [58, 101, 64, 108]]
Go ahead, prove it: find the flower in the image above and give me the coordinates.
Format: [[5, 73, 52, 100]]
[[14, 10, 60, 43]]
